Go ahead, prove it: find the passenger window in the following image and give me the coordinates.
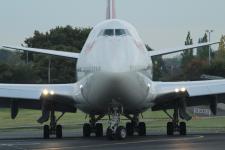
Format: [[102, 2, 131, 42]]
[[103, 29, 114, 36]]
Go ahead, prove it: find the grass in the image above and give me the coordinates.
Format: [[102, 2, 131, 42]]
[[0, 109, 225, 133]]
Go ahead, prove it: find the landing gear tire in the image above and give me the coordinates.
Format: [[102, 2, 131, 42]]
[[83, 123, 91, 137], [43, 125, 50, 139], [179, 122, 186, 135], [95, 123, 103, 137], [138, 122, 146, 136], [126, 122, 134, 136], [56, 125, 62, 139], [167, 122, 174, 136], [106, 128, 114, 140], [116, 126, 127, 140]]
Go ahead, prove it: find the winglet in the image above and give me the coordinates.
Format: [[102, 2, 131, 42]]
[[106, 0, 116, 19]]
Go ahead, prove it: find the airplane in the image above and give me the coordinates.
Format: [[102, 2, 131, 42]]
[[0, 0, 222, 140]]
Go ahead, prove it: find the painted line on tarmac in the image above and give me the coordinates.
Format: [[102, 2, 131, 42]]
[[1, 142, 41, 146], [32, 135, 204, 150], [79, 136, 204, 148]]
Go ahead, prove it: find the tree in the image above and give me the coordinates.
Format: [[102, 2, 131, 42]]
[[197, 33, 209, 59], [24, 26, 92, 83], [203, 57, 225, 77], [202, 35, 225, 78], [25, 26, 91, 51], [0, 49, 39, 83], [146, 45, 167, 81], [182, 58, 208, 80], [216, 35, 225, 58], [181, 31, 194, 66]]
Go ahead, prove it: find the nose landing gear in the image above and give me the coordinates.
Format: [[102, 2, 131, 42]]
[[106, 106, 127, 140]]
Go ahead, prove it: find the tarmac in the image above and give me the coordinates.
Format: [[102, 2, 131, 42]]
[[0, 130, 225, 150]]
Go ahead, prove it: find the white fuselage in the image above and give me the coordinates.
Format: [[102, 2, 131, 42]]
[[75, 19, 154, 115]]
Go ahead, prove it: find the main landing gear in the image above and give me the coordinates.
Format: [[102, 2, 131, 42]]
[[125, 114, 146, 136], [83, 115, 104, 137], [43, 110, 64, 139], [82, 107, 147, 140], [165, 108, 187, 136]]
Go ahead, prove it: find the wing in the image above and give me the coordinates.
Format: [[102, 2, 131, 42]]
[[0, 83, 80, 114], [152, 80, 225, 97], [151, 80, 225, 118], [0, 83, 75, 100], [148, 42, 219, 57], [2, 46, 80, 59]]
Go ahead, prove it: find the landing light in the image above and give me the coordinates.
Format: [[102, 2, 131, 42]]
[[50, 90, 55, 95], [175, 87, 186, 93], [80, 85, 83, 89], [181, 87, 186, 92], [42, 89, 49, 96], [175, 88, 180, 93]]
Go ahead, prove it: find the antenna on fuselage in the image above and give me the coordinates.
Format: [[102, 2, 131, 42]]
[[106, 0, 116, 19]]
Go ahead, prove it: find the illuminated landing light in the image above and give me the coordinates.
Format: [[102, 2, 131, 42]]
[[80, 85, 83, 89], [175, 87, 186, 93], [175, 88, 180, 93], [181, 87, 186, 92], [50, 90, 55, 95], [147, 83, 151, 88], [42, 89, 49, 96]]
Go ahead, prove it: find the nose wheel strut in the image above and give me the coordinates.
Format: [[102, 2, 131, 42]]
[[106, 106, 127, 140]]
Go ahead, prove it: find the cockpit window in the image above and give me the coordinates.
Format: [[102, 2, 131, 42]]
[[103, 29, 114, 36], [98, 29, 131, 37], [115, 29, 126, 36]]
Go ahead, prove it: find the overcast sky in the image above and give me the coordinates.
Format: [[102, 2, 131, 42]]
[[0, 0, 224, 49]]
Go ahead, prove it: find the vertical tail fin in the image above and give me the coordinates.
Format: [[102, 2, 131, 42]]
[[106, 0, 116, 19]]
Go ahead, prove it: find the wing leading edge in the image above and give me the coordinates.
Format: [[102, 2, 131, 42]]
[[2, 46, 80, 59], [149, 42, 219, 57], [0, 83, 76, 100], [153, 79, 225, 97]]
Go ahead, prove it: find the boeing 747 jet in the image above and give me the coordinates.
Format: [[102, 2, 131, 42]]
[[0, 0, 222, 140]]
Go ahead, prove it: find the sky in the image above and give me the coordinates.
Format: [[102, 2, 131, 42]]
[[0, 0, 224, 50]]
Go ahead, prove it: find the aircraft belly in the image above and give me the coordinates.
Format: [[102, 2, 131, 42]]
[[75, 72, 152, 114]]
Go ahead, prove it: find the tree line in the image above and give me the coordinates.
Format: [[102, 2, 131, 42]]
[[0, 26, 91, 83], [0, 26, 224, 83], [154, 32, 225, 81]]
